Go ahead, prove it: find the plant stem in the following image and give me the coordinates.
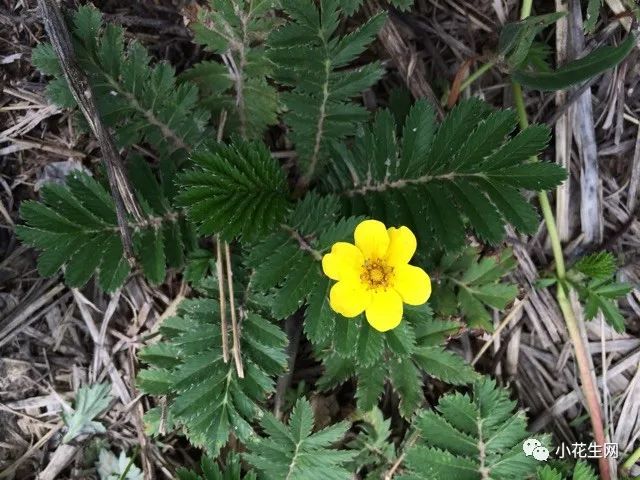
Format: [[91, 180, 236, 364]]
[[622, 440, 640, 474], [513, 3, 610, 478], [520, 0, 533, 19], [512, 82, 566, 277], [458, 61, 496, 94]]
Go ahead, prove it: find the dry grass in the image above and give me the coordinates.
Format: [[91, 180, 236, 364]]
[[1, 0, 639, 478]]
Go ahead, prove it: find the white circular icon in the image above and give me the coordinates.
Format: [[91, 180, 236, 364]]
[[523, 438, 549, 461], [532, 445, 550, 461]]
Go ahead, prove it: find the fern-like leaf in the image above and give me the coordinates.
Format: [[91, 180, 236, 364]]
[[176, 453, 256, 480], [319, 306, 477, 418], [431, 247, 519, 331], [62, 383, 112, 443], [567, 251, 632, 332], [537, 461, 598, 480], [246, 193, 361, 321], [17, 171, 188, 290], [177, 140, 290, 241], [137, 298, 287, 456], [248, 194, 477, 417], [186, 0, 279, 139], [323, 99, 565, 251], [571, 251, 616, 280], [399, 378, 549, 480], [243, 397, 356, 480], [347, 408, 396, 478], [269, 0, 386, 181], [32, 5, 208, 156]]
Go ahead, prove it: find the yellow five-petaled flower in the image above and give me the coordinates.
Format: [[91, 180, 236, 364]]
[[322, 219, 432, 332]]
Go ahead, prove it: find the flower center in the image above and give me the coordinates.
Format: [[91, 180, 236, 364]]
[[360, 259, 394, 290]]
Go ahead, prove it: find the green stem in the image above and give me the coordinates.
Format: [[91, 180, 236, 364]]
[[538, 191, 566, 277], [520, 0, 533, 19], [117, 447, 140, 480], [458, 61, 496, 94], [512, 4, 610, 478], [512, 84, 566, 278], [622, 431, 640, 472]]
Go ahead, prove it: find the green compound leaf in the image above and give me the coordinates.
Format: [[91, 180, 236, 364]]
[[31, 4, 208, 156], [536, 461, 598, 480], [431, 247, 519, 331], [567, 252, 632, 332], [247, 193, 361, 322], [269, 0, 385, 179], [176, 453, 256, 480], [412, 347, 478, 386], [346, 408, 396, 478], [243, 397, 356, 480], [318, 307, 476, 419], [323, 99, 563, 251], [399, 378, 549, 480], [137, 299, 287, 456], [513, 34, 635, 91], [177, 140, 290, 242], [62, 383, 112, 443], [499, 12, 566, 68], [571, 251, 616, 279], [17, 172, 187, 291], [186, 0, 279, 139]]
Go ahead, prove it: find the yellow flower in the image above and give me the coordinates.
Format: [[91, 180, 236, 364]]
[[321, 219, 432, 332]]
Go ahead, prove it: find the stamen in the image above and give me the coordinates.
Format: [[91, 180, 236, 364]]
[[360, 259, 394, 291]]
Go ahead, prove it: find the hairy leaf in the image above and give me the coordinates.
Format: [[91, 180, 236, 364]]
[[269, 0, 385, 180], [62, 383, 112, 443], [177, 140, 289, 242], [323, 99, 563, 251], [399, 378, 549, 480], [243, 398, 356, 480], [96, 449, 143, 480], [32, 5, 207, 155], [431, 248, 519, 331], [137, 299, 287, 455], [17, 172, 186, 290], [186, 0, 279, 139]]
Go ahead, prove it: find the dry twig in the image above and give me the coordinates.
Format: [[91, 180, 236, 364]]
[[36, 0, 144, 261]]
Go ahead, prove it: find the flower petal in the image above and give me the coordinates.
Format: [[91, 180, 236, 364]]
[[393, 264, 432, 305], [386, 226, 417, 266], [329, 280, 371, 318], [354, 220, 389, 259], [365, 289, 403, 332], [322, 242, 364, 281]]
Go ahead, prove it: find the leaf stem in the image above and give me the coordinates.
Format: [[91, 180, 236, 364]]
[[520, 0, 533, 19], [512, 4, 609, 478], [117, 447, 140, 480], [512, 82, 566, 278], [622, 431, 640, 473], [458, 61, 496, 94]]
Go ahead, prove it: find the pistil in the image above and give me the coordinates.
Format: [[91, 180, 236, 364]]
[[360, 259, 394, 291]]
